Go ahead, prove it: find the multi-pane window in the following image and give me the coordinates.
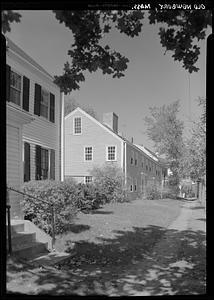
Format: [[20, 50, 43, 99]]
[[40, 88, 49, 119], [131, 151, 134, 165], [10, 70, 22, 105], [134, 179, 137, 191], [85, 176, 93, 184], [41, 148, 49, 179], [85, 147, 93, 161], [74, 117, 82, 134], [135, 153, 138, 166], [107, 146, 116, 161]]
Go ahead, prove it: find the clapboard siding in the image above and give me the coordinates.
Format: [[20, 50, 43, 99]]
[[7, 124, 22, 219], [65, 110, 122, 177], [7, 52, 61, 181]]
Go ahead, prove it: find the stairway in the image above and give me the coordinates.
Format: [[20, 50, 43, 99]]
[[7, 220, 73, 266]]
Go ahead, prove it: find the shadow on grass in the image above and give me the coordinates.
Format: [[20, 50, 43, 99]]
[[68, 224, 90, 234], [7, 225, 206, 296], [90, 210, 114, 215]]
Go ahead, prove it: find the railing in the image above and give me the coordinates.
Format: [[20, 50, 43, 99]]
[[6, 188, 12, 255], [6, 185, 56, 251]]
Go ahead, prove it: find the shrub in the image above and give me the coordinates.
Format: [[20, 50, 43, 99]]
[[21, 180, 78, 235], [90, 163, 129, 203], [71, 183, 105, 212], [145, 184, 161, 200]]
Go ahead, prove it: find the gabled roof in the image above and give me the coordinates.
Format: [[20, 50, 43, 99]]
[[6, 36, 54, 80], [66, 107, 168, 166], [134, 144, 159, 162], [65, 107, 123, 142]]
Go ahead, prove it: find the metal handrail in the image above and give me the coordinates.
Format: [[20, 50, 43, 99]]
[[6, 188, 12, 255], [6, 185, 55, 250]]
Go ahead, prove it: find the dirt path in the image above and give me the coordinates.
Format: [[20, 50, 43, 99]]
[[6, 198, 206, 296]]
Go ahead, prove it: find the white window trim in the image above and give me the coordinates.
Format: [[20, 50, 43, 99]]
[[84, 146, 93, 161], [84, 176, 93, 184], [106, 145, 117, 161], [9, 67, 23, 108], [73, 116, 82, 135]]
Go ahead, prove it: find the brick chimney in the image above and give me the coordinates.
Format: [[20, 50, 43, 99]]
[[103, 112, 118, 134]]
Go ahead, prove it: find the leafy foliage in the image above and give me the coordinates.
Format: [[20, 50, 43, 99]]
[[149, 10, 211, 73], [90, 163, 129, 203], [179, 98, 206, 181], [21, 180, 78, 235], [2, 10, 211, 93], [144, 100, 184, 181], [1, 10, 21, 34]]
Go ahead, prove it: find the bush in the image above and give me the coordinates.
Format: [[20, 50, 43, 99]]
[[21, 180, 78, 235], [72, 183, 105, 212], [90, 163, 129, 203], [145, 184, 161, 200]]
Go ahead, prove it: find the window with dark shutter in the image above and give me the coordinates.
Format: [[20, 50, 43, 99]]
[[49, 93, 55, 123], [35, 145, 42, 180], [50, 149, 55, 180], [6, 64, 11, 102], [22, 76, 30, 111], [24, 142, 30, 182], [34, 83, 41, 116]]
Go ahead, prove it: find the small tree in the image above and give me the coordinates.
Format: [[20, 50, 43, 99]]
[[144, 100, 184, 190], [64, 97, 99, 120]]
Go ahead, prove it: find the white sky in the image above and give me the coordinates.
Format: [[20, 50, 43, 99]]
[[6, 10, 211, 150]]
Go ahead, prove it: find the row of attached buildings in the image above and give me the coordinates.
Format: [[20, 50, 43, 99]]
[[6, 37, 167, 221]]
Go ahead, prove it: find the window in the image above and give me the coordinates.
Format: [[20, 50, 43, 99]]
[[35, 145, 55, 180], [142, 160, 144, 168], [134, 179, 137, 191], [85, 147, 93, 161], [107, 146, 116, 161], [146, 165, 148, 171], [130, 184, 133, 192], [74, 117, 82, 134], [40, 88, 49, 119], [135, 152, 138, 166], [34, 83, 55, 122], [10, 70, 22, 105], [131, 150, 134, 165], [85, 176, 93, 184]]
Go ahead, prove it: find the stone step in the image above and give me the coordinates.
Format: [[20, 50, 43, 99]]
[[7, 222, 25, 235], [12, 241, 49, 259], [7, 232, 36, 251]]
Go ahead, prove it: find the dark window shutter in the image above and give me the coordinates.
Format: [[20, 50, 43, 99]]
[[50, 149, 55, 180], [22, 76, 30, 111], [34, 83, 41, 116], [24, 142, 31, 182], [6, 64, 11, 102], [49, 93, 55, 123], [35, 145, 42, 180]]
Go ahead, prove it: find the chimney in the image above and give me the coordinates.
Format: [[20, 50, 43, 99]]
[[103, 112, 118, 134]]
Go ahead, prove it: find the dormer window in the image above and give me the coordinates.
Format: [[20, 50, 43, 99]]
[[74, 117, 82, 134]]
